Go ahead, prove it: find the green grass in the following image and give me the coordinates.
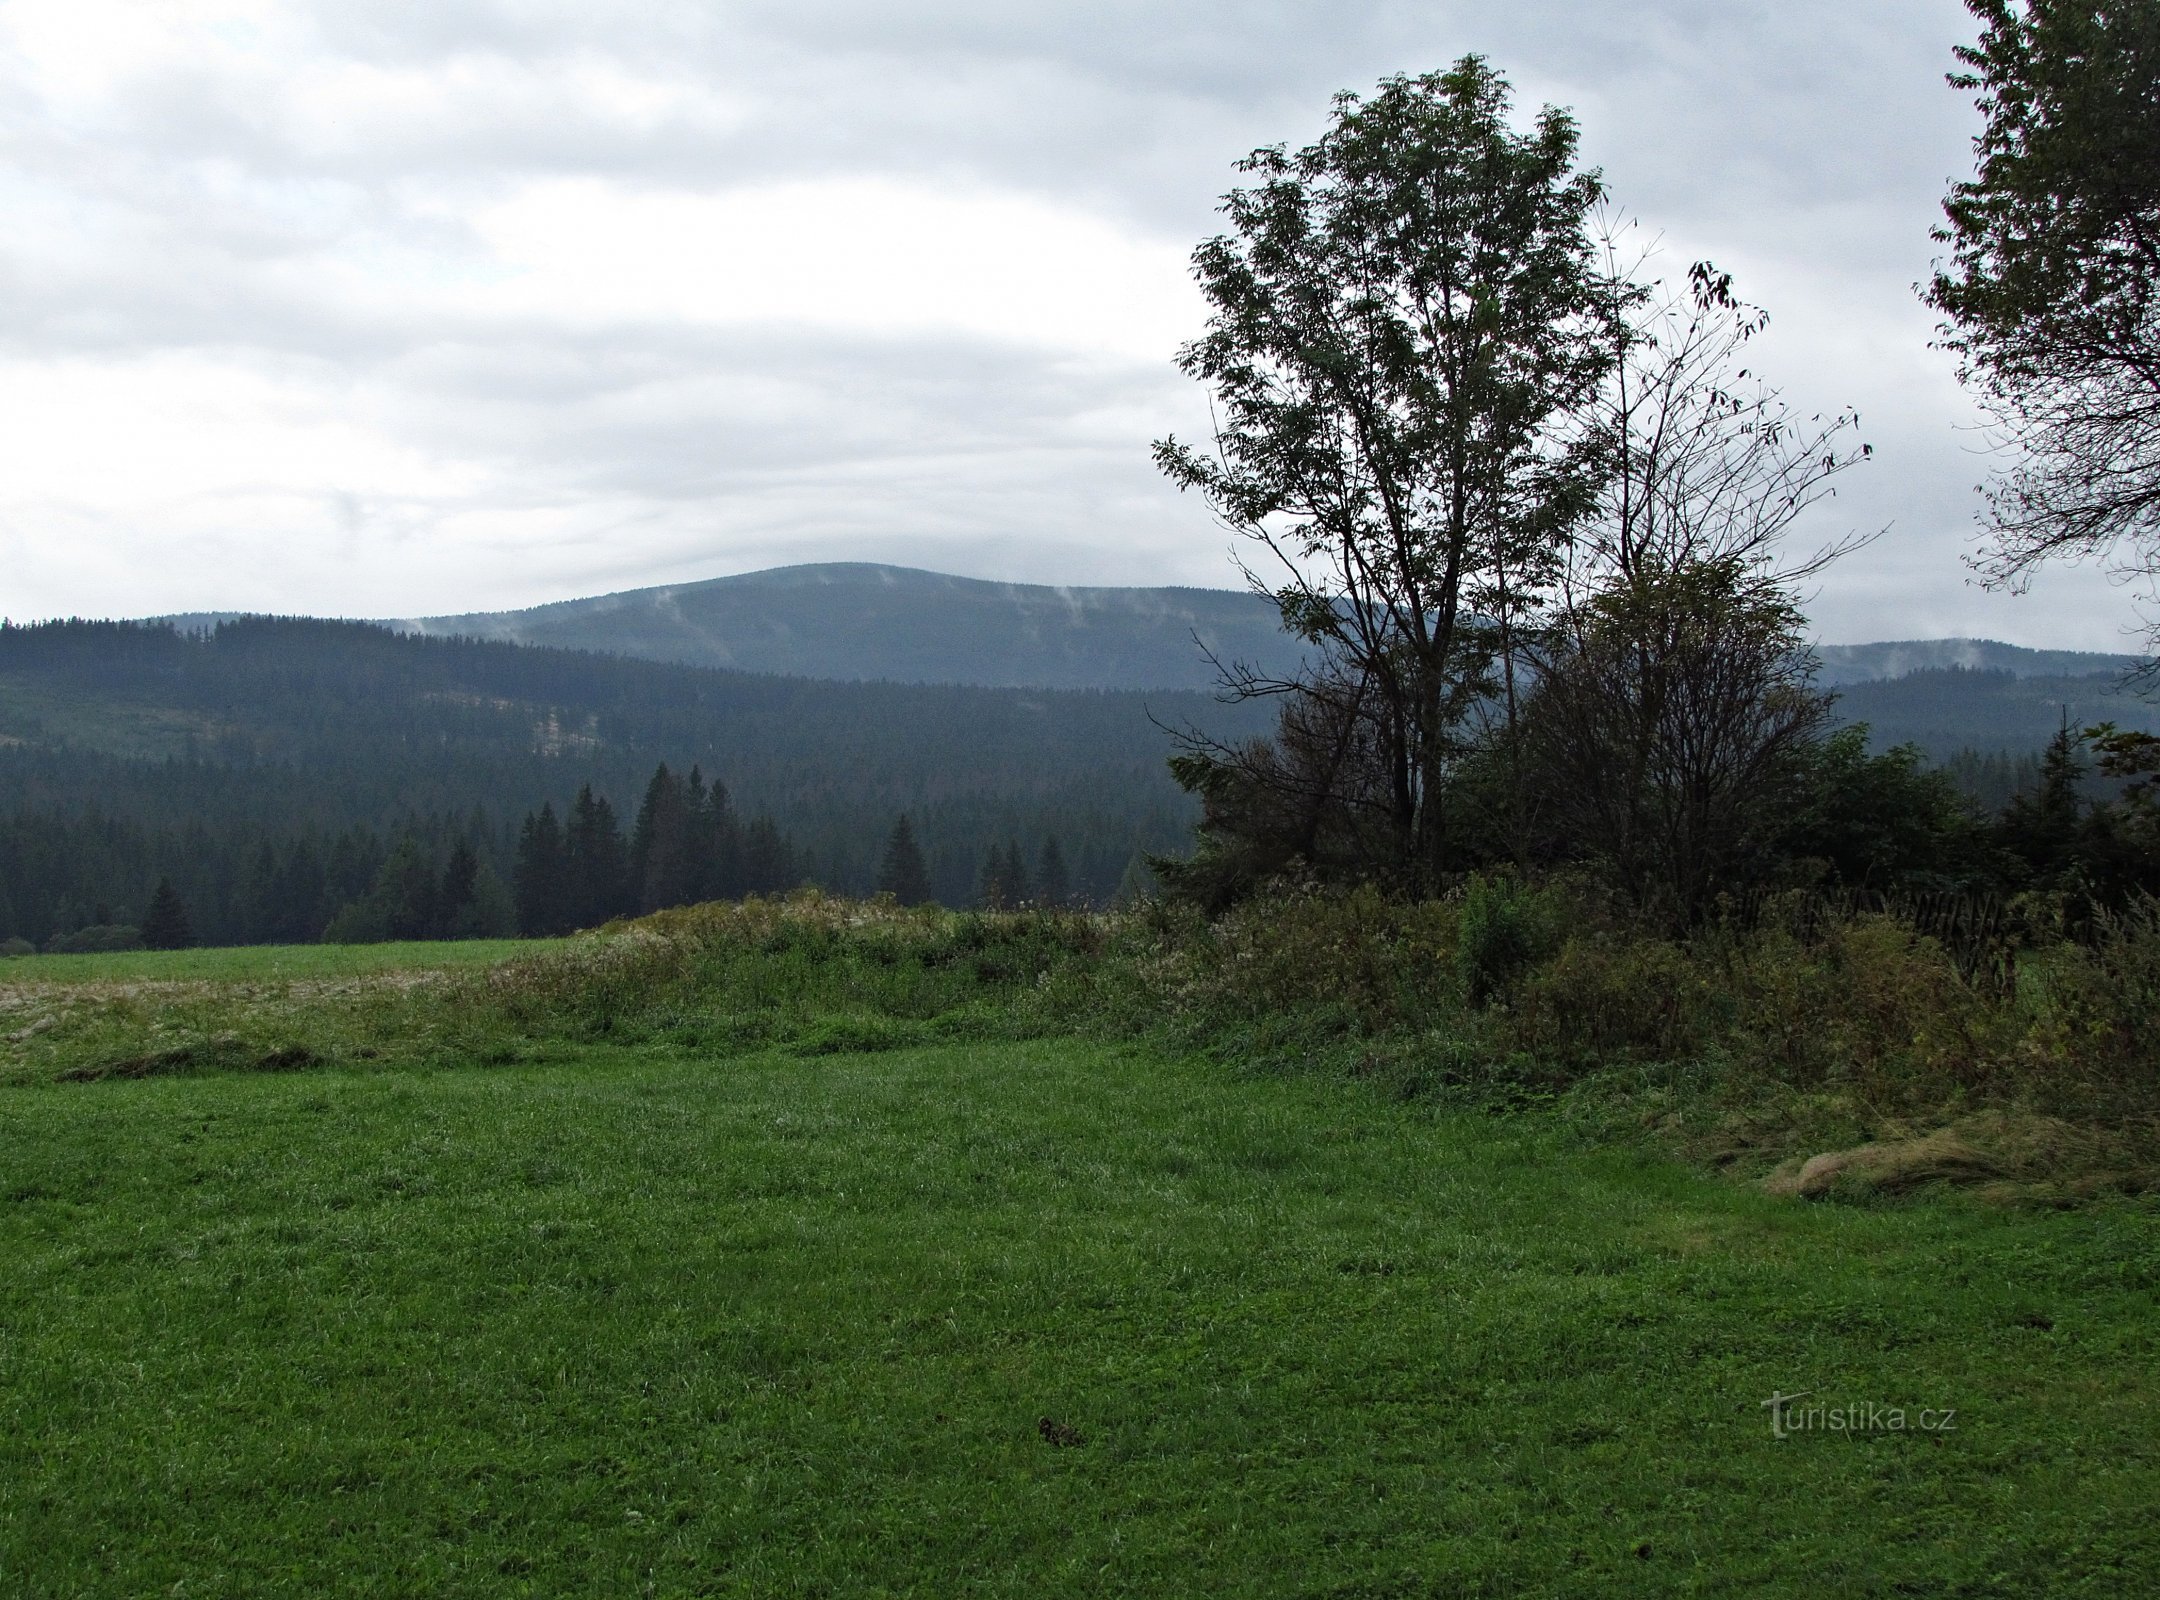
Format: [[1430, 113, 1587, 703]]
[[3, 1037, 2154, 1596], [0, 937, 551, 984]]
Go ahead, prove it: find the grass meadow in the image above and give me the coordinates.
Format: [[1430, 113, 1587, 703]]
[[6, 937, 548, 985], [2, 915, 2156, 1595]]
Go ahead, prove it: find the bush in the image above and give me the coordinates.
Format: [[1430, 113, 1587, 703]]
[[43, 924, 144, 955], [321, 899, 395, 946], [1, 936, 34, 958], [474, 893, 1112, 1051], [1110, 878, 2160, 1134], [1510, 930, 1716, 1067], [1454, 875, 1562, 1005], [1132, 886, 1461, 1045], [17, 887, 2151, 1182], [2012, 896, 2160, 1098]]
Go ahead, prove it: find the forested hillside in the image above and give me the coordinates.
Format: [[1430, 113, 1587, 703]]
[[1830, 665, 2160, 758], [0, 617, 1268, 947], [1813, 639, 2142, 684], [6, 611, 2156, 953]]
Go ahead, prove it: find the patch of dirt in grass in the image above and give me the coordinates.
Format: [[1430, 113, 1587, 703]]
[[1036, 1417, 1085, 1448]]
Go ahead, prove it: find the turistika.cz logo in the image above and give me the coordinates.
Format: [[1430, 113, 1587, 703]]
[[1762, 1390, 1957, 1439]]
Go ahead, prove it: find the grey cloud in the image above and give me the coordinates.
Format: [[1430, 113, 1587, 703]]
[[384, 327, 1185, 492], [1, 0, 2142, 647]]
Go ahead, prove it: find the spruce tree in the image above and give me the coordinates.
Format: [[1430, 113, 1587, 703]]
[[362, 836, 441, 941], [631, 764, 701, 913], [275, 839, 327, 945], [683, 766, 715, 901], [437, 840, 480, 938], [1037, 836, 1071, 909], [876, 815, 932, 905], [565, 786, 632, 928], [742, 816, 794, 896], [140, 877, 195, 950], [1998, 719, 2090, 887], [977, 839, 1030, 909], [244, 841, 280, 944], [703, 771, 747, 899], [514, 803, 568, 936]]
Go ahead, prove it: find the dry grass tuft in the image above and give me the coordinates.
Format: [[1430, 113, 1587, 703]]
[[1762, 1110, 2160, 1204]]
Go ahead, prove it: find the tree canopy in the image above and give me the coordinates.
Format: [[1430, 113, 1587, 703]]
[[1928, 0, 2160, 642], [1155, 57, 1617, 891]]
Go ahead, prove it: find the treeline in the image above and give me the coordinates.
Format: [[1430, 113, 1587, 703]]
[[1831, 666, 2160, 769], [0, 760, 815, 951], [873, 817, 1100, 910], [0, 615, 1236, 933], [3, 609, 2140, 952], [511, 769, 800, 936], [0, 754, 1125, 951], [0, 807, 518, 953]]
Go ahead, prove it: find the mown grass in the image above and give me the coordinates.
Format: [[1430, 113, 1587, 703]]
[[0, 904, 1090, 1092], [3, 903, 2158, 1590], [4, 1038, 2155, 1596], [2, 937, 548, 984], [7, 890, 2158, 1194]]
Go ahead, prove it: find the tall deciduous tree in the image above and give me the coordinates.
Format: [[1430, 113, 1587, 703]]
[[1513, 239, 1871, 910], [1928, 0, 2160, 645], [1155, 58, 1617, 892]]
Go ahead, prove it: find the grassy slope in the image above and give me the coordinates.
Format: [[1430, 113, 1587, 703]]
[[3, 1034, 2155, 1596]]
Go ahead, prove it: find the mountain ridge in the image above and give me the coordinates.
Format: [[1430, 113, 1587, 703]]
[[389, 563, 1299, 691], [144, 562, 2147, 691]]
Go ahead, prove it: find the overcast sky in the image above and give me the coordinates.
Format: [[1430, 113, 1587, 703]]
[[0, 0, 2144, 647]]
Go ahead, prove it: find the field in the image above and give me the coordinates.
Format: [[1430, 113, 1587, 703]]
[[4, 938, 547, 985], [3, 932, 2157, 1595]]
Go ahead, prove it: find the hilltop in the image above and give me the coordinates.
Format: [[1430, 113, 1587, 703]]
[[390, 563, 1303, 692]]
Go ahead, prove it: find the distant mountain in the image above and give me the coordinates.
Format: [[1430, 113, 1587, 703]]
[[1813, 638, 2142, 686], [391, 562, 2155, 693], [1830, 664, 2160, 752], [394, 563, 1302, 692], [145, 562, 2160, 763]]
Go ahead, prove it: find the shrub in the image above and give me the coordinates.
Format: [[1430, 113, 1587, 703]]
[[1454, 875, 1562, 1005], [1136, 885, 1461, 1044], [43, 924, 144, 955], [1510, 931, 1715, 1068], [2011, 896, 2160, 1104]]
